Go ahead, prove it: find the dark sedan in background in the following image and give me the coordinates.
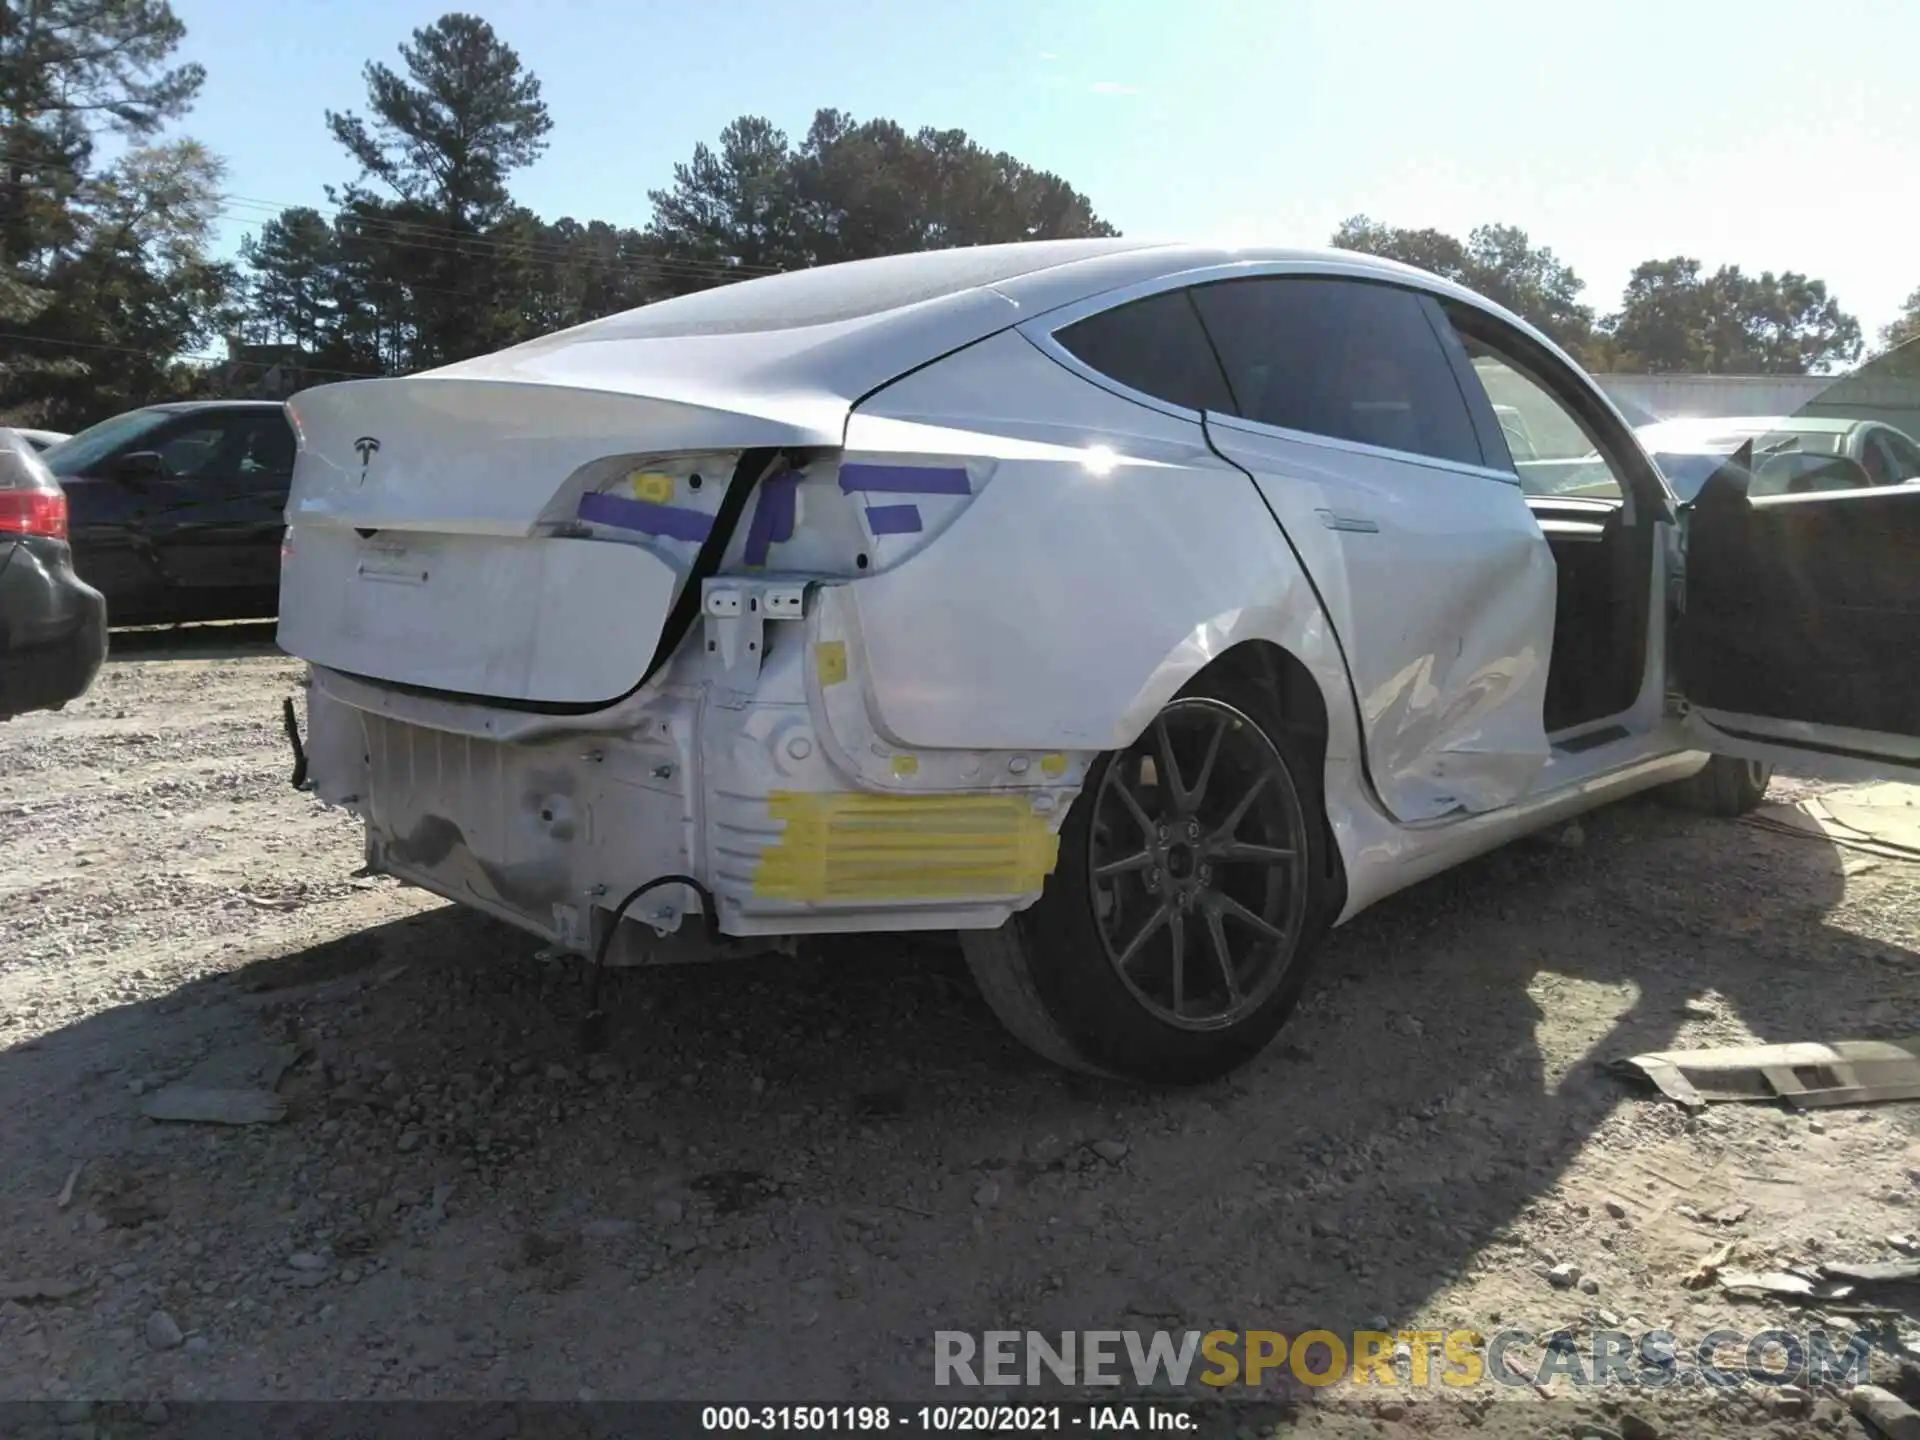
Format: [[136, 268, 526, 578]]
[[0, 429, 105, 721], [42, 399, 297, 626]]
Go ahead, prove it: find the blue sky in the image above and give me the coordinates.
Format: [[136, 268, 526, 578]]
[[173, 0, 1918, 337]]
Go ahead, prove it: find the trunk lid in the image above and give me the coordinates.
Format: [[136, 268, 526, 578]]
[[277, 375, 837, 707]]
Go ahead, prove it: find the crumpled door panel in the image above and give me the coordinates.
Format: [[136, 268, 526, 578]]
[[1206, 419, 1554, 823]]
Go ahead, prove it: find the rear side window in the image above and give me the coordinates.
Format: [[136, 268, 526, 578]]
[[1055, 290, 1237, 413], [1189, 277, 1483, 467]]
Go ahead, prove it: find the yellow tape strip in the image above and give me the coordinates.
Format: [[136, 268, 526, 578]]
[[754, 792, 1060, 902]]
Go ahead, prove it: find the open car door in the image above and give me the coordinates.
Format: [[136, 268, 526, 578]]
[[1673, 442, 1920, 780]]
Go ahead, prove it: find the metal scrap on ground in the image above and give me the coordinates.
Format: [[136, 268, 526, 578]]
[[1852, 1385, 1920, 1440], [1716, 1268, 1854, 1302], [135, 1039, 304, 1126], [1615, 1037, 1920, 1109], [1743, 783, 1920, 864], [139, 1086, 288, 1125], [1820, 1259, 1920, 1285], [1711, 1254, 1920, 1312]]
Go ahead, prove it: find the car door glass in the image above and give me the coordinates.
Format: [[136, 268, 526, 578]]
[[151, 414, 289, 489], [42, 408, 170, 478], [155, 423, 232, 479], [1053, 289, 1237, 414], [235, 418, 295, 476], [1453, 337, 1627, 499], [1860, 433, 1897, 486], [1188, 276, 1482, 467], [1882, 429, 1920, 482]]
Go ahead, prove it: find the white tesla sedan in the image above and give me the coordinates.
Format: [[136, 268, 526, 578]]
[[276, 240, 1920, 1084]]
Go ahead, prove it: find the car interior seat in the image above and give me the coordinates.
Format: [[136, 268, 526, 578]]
[[246, 422, 298, 474]]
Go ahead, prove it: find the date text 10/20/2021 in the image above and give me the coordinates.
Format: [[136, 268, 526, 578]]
[[701, 1408, 1194, 1432]]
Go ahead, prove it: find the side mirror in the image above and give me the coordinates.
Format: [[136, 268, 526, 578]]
[[108, 450, 168, 486]]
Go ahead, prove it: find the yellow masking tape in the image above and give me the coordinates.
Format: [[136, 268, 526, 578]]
[[754, 792, 1060, 902], [815, 640, 848, 687], [891, 755, 920, 777], [1041, 752, 1068, 776], [628, 471, 675, 503]]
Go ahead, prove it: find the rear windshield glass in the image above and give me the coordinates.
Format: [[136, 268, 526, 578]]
[[551, 239, 1151, 340]]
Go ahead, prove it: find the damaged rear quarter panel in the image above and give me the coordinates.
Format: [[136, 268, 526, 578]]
[[837, 329, 1356, 756]]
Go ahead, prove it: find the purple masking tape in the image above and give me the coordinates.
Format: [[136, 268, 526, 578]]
[[837, 463, 971, 496], [578, 491, 713, 543], [742, 471, 798, 567], [864, 503, 923, 536]]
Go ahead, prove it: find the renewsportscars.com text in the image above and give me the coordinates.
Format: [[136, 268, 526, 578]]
[[933, 1328, 1873, 1390]]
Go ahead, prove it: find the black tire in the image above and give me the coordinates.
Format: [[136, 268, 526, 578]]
[[961, 673, 1334, 1085], [1660, 754, 1773, 817]]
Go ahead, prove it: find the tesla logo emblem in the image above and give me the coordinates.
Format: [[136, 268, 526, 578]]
[[353, 436, 381, 482]]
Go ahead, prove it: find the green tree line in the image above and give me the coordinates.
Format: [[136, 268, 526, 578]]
[[3, 3, 1914, 431]]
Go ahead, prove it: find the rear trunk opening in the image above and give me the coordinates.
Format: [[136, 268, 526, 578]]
[[278, 376, 834, 708]]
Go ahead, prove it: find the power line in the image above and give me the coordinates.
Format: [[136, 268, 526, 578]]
[[298, 213, 766, 287], [0, 148, 786, 382], [0, 329, 386, 380], [5, 182, 772, 291], [1, 150, 786, 285], [217, 193, 771, 284], [219, 190, 783, 280]]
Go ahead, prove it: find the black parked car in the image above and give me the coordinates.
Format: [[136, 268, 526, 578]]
[[42, 400, 296, 625], [0, 429, 106, 721]]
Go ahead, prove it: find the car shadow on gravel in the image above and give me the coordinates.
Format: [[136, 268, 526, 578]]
[[3, 791, 1912, 1404]]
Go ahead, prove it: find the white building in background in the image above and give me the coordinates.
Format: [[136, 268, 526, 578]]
[[1595, 371, 1920, 437]]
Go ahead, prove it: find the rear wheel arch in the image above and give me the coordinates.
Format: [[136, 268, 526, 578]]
[[1195, 639, 1329, 751], [1109, 633, 1352, 912], [1182, 640, 1347, 922], [963, 642, 1352, 1084], [964, 659, 1340, 1084]]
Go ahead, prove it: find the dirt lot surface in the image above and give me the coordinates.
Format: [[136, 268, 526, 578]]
[[4, 628, 1920, 1438]]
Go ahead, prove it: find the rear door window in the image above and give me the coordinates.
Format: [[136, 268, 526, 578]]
[[1188, 276, 1483, 467], [1054, 289, 1237, 413]]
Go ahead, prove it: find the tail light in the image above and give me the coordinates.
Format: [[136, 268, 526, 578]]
[[0, 486, 67, 540]]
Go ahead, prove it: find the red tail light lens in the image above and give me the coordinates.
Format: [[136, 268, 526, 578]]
[[0, 487, 69, 540]]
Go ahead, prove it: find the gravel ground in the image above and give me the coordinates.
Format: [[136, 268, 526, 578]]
[[3, 628, 1919, 1438]]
